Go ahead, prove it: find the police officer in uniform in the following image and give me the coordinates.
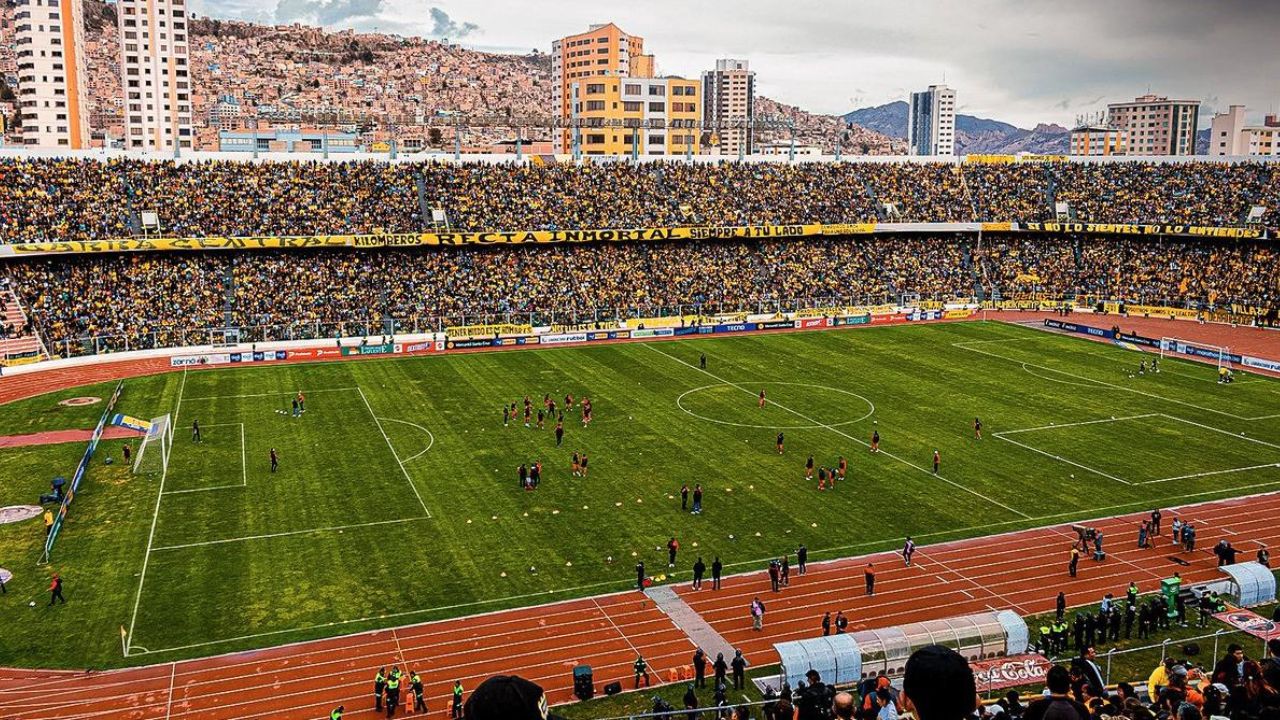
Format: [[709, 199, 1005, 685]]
[[384, 669, 401, 717], [451, 680, 464, 718], [410, 671, 426, 713], [373, 667, 386, 712]]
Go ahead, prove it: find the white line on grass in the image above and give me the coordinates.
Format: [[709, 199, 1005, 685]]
[[126, 368, 186, 656], [151, 517, 429, 552], [1142, 464, 1280, 485], [644, 343, 1032, 519], [988, 430, 1131, 481], [378, 417, 435, 462], [993, 414, 1158, 436], [181, 387, 359, 402], [357, 385, 432, 518], [1159, 414, 1280, 450]]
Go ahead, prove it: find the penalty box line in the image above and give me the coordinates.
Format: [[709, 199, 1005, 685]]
[[994, 412, 1280, 486], [644, 343, 1031, 519]]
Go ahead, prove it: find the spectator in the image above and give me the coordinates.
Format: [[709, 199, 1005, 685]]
[[901, 645, 977, 720], [1024, 665, 1089, 720]]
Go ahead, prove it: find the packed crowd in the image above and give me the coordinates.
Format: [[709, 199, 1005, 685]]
[[1, 158, 1277, 243], [3, 234, 1277, 354]]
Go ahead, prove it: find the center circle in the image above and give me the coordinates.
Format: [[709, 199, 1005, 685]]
[[677, 382, 875, 430]]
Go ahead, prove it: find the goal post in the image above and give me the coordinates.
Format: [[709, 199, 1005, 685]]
[[1159, 337, 1235, 370], [132, 414, 174, 476]]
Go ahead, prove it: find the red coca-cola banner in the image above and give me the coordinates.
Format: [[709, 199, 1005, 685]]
[[1213, 608, 1280, 640], [970, 654, 1053, 691]]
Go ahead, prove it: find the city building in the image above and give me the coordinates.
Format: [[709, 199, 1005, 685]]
[[1207, 105, 1280, 157], [702, 58, 755, 156], [208, 94, 242, 130], [1105, 93, 1199, 156], [218, 128, 359, 153], [118, 0, 193, 151], [756, 140, 822, 157], [1069, 123, 1128, 156], [550, 23, 699, 156], [907, 84, 956, 156], [13, 0, 91, 148]]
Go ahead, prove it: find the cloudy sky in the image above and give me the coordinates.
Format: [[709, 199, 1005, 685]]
[[190, 0, 1280, 128]]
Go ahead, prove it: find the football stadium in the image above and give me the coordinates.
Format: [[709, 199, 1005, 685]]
[[1, 7, 1280, 720]]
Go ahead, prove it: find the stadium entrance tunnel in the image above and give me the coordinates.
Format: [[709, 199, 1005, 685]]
[[676, 382, 875, 430]]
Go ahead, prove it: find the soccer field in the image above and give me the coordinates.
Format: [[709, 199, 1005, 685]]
[[1, 320, 1279, 669]]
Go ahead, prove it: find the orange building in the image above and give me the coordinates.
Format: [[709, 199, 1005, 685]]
[[551, 23, 700, 156]]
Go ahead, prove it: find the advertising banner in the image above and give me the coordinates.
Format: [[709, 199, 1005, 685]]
[[445, 338, 495, 349], [631, 328, 675, 339], [1213, 608, 1280, 640], [540, 332, 589, 345], [285, 347, 344, 360], [170, 353, 232, 368], [795, 317, 830, 329], [969, 655, 1054, 691], [111, 414, 153, 434]]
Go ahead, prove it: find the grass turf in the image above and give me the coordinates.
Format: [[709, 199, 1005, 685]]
[[1, 320, 1278, 669]]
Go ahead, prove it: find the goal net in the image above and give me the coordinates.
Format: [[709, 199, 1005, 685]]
[[1159, 337, 1235, 370], [133, 414, 174, 476]]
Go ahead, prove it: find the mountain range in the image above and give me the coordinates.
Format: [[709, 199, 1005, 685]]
[[843, 101, 1071, 155]]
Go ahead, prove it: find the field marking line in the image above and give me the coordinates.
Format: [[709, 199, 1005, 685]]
[[993, 414, 1159, 436], [151, 516, 430, 552], [391, 627, 407, 670], [1142, 463, 1280, 485], [1158, 413, 1280, 451], [160, 422, 248, 495], [180, 387, 359, 402], [126, 368, 186, 656], [357, 385, 432, 518], [164, 662, 176, 720], [915, 549, 1028, 614], [1019, 362, 1108, 388], [377, 417, 435, 462], [955, 340, 1275, 421], [124, 485, 1280, 659], [592, 597, 641, 657], [644, 343, 1032, 519]]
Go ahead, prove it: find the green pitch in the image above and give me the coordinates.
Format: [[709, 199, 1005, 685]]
[[1, 320, 1279, 669]]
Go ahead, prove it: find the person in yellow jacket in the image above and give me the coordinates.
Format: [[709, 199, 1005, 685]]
[[1148, 658, 1175, 702]]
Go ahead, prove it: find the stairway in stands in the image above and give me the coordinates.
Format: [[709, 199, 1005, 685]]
[[0, 284, 47, 363]]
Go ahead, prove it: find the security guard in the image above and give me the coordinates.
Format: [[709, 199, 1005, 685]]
[[1038, 622, 1052, 654], [451, 680, 464, 718], [1054, 619, 1069, 654], [373, 667, 387, 712], [410, 671, 426, 712], [385, 669, 401, 717], [330, 706, 344, 720], [633, 654, 651, 687]]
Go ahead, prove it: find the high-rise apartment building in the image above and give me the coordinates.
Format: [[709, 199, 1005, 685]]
[[118, 0, 193, 151], [907, 84, 956, 156], [702, 59, 755, 156], [551, 23, 700, 156], [1105, 94, 1199, 156], [13, 0, 90, 148], [1208, 105, 1280, 158]]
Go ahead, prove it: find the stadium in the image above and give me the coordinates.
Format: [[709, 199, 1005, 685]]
[[1, 6, 1280, 719], [0, 152, 1277, 719]]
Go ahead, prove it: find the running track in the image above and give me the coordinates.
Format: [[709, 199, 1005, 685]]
[[3, 491, 1279, 720]]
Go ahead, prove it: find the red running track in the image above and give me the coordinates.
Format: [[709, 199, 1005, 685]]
[[0, 426, 142, 449], [3, 491, 1278, 720]]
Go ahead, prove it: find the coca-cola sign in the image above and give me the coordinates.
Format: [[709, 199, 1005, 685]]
[[969, 654, 1052, 691]]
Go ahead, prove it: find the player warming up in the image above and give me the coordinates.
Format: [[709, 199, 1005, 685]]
[[805, 455, 814, 480], [974, 417, 982, 439], [902, 536, 916, 567], [758, 389, 766, 408], [870, 426, 880, 453], [776, 432, 784, 454]]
